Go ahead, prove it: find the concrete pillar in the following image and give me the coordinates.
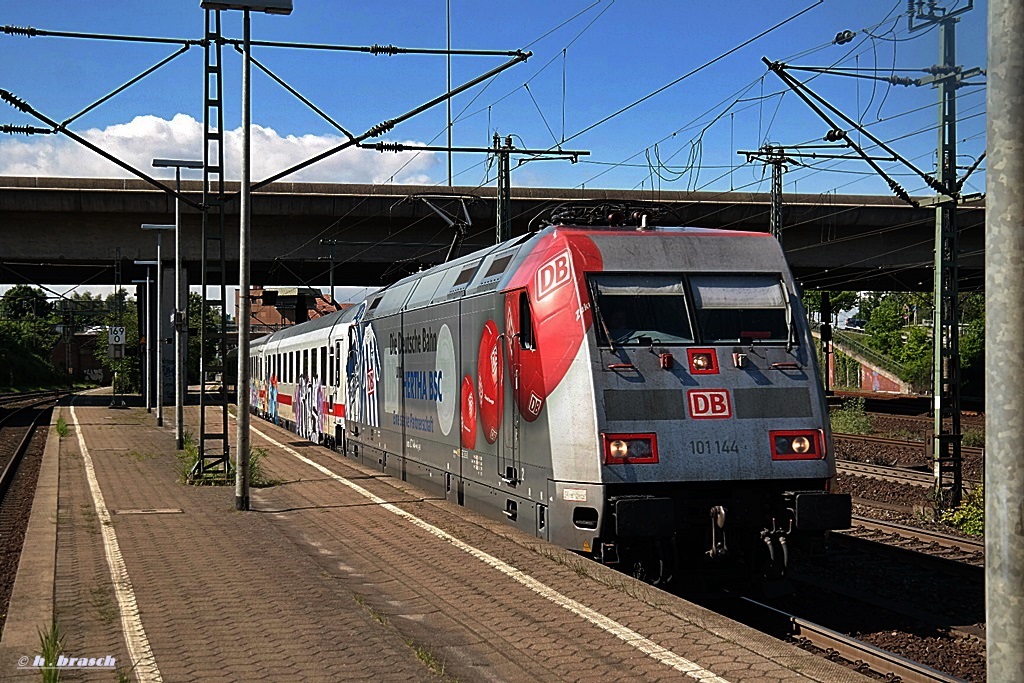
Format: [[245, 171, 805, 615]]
[[986, 0, 1024, 679]]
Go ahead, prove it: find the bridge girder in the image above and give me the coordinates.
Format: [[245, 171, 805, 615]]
[[0, 176, 984, 292]]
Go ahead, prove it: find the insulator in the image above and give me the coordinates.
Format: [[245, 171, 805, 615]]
[[367, 120, 395, 137], [889, 75, 916, 86], [370, 43, 399, 56], [2, 25, 37, 36], [0, 89, 30, 113], [1, 124, 51, 135], [824, 128, 845, 142], [833, 30, 855, 45]]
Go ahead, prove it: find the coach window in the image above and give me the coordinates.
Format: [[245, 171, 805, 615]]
[[311, 348, 318, 380], [321, 347, 328, 385], [335, 342, 342, 386], [328, 345, 334, 386], [289, 351, 295, 382], [303, 349, 309, 378]]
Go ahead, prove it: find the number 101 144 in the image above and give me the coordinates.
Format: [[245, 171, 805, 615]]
[[689, 439, 739, 455]]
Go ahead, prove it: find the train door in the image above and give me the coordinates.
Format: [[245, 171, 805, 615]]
[[501, 289, 532, 486]]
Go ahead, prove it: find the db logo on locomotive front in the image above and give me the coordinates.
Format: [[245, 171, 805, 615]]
[[687, 389, 732, 419], [535, 250, 573, 300]]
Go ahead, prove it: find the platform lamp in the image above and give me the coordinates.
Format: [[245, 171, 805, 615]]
[[140, 225, 174, 428], [131, 273, 153, 413], [199, 0, 293, 512], [153, 157, 203, 450]]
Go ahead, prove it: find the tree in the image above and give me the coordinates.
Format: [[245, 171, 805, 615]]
[[95, 290, 140, 393], [1, 284, 51, 321], [187, 292, 223, 385], [800, 290, 858, 324]]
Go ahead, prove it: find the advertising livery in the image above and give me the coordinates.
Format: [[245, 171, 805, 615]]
[[251, 221, 851, 585]]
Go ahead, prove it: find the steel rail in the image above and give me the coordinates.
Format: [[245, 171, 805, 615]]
[[0, 390, 60, 408], [834, 432, 985, 460], [739, 596, 969, 683], [846, 514, 985, 553], [0, 397, 55, 502], [837, 459, 933, 486], [836, 459, 981, 491]]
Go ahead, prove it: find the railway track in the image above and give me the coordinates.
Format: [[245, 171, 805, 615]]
[[837, 459, 982, 491], [0, 393, 58, 636], [835, 432, 984, 461], [726, 596, 969, 683], [0, 394, 59, 500], [844, 514, 984, 557], [0, 389, 62, 410]]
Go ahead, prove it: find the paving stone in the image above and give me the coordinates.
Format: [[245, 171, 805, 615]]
[[2, 396, 877, 683]]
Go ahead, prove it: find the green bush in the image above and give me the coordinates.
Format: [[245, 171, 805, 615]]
[[961, 428, 985, 448], [830, 397, 873, 435], [940, 485, 984, 536]]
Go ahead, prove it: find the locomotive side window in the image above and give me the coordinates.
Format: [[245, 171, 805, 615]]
[[588, 274, 694, 346], [519, 292, 534, 350], [690, 275, 790, 344]]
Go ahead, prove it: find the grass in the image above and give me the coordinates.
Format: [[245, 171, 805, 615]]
[[408, 641, 448, 678], [829, 397, 874, 435], [89, 585, 118, 625], [176, 429, 231, 486], [36, 618, 65, 683], [55, 416, 69, 438], [247, 445, 277, 487], [115, 664, 137, 683], [940, 484, 984, 536]]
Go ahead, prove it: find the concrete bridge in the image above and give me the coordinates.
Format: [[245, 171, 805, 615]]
[[0, 176, 984, 291]]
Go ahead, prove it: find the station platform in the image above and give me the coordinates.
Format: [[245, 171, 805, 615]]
[[1, 388, 869, 682]]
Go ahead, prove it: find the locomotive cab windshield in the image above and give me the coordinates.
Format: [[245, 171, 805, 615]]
[[690, 274, 792, 345], [588, 274, 695, 347], [588, 273, 793, 347]]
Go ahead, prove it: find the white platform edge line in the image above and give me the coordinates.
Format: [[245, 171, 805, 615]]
[[70, 401, 163, 683], [249, 422, 730, 683]]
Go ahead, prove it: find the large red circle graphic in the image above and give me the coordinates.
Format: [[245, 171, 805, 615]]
[[460, 374, 477, 449], [477, 319, 503, 444]]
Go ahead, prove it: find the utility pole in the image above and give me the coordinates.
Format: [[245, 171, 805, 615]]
[[319, 238, 338, 306], [494, 133, 512, 243], [763, 2, 982, 506], [909, 0, 975, 507], [738, 144, 789, 240], [365, 137, 587, 247]]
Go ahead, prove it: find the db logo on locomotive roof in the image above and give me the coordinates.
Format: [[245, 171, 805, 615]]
[[687, 389, 732, 419], [535, 249, 573, 300]]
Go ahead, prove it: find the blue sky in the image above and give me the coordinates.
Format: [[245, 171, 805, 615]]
[[0, 0, 987, 199]]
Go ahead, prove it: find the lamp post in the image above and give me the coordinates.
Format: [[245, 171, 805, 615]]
[[131, 274, 153, 412], [153, 158, 203, 450], [141, 225, 174, 427], [200, 0, 293, 511]]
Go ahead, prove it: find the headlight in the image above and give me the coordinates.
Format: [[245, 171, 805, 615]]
[[602, 433, 659, 464], [770, 430, 823, 460]]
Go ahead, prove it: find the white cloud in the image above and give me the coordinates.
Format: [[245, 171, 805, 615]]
[[0, 113, 439, 184]]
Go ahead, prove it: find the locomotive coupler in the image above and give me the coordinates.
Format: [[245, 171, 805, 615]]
[[706, 505, 729, 559], [761, 520, 791, 578]]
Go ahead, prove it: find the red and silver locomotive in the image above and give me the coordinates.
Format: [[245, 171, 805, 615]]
[[252, 209, 850, 584]]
